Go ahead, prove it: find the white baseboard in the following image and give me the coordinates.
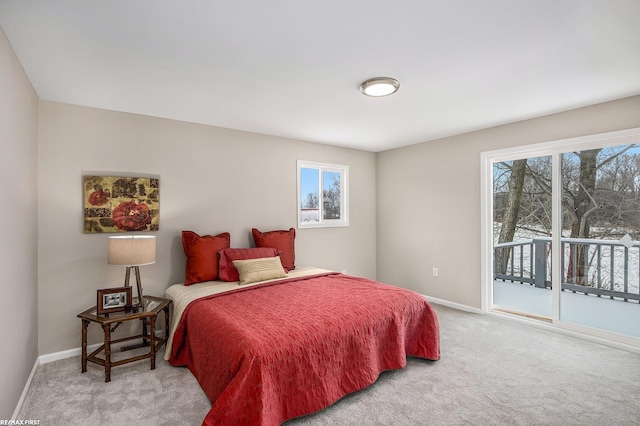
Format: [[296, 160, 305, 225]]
[[11, 357, 39, 421], [38, 343, 103, 365], [422, 295, 483, 314]]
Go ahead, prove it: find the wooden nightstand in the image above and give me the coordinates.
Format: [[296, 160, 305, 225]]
[[78, 295, 171, 382]]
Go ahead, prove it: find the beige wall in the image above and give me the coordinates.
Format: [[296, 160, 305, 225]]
[[37, 101, 376, 354], [0, 28, 39, 418], [376, 95, 640, 308]]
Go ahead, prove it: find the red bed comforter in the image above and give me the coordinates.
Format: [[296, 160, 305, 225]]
[[169, 272, 440, 425]]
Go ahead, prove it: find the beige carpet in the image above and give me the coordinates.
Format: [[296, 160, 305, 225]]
[[17, 304, 640, 425]]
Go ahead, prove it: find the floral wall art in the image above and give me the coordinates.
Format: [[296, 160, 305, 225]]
[[83, 175, 159, 233]]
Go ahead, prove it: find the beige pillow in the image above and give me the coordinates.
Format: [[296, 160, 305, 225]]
[[232, 256, 287, 285]]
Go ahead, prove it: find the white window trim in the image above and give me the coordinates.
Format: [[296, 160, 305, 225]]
[[297, 160, 349, 229]]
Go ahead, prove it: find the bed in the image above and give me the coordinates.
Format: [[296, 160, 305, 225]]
[[164, 265, 440, 425]]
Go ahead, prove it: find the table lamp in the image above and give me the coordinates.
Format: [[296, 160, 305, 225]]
[[108, 235, 156, 307]]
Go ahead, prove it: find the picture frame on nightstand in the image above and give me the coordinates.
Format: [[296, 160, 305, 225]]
[[97, 286, 132, 315]]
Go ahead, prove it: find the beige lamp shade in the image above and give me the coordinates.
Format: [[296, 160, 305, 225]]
[[107, 235, 156, 266]]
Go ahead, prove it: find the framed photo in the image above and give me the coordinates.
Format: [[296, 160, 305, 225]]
[[97, 287, 132, 315]]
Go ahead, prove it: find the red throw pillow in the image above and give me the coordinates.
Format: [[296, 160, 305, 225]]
[[218, 247, 281, 282], [251, 228, 296, 271], [182, 231, 230, 285]]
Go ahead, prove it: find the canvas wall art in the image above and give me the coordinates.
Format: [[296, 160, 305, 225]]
[[83, 175, 159, 233]]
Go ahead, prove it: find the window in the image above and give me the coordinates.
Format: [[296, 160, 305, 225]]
[[297, 160, 349, 228]]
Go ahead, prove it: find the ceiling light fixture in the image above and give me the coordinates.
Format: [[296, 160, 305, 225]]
[[359, 77, 400, 97]]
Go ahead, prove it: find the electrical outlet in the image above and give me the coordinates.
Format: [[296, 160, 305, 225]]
[[432, 267, 439, 277]]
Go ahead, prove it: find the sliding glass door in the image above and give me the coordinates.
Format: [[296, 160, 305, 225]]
[[484, 128, 640, 345]]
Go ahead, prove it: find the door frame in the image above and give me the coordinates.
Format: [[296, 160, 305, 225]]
[[480, 127, 640, 350]]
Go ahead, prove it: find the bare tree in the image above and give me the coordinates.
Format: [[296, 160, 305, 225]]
[[494, 144, 640, 287], [322, 175, 341, 219], [304, 192, 318, 208], [563, 146, 637, 284], [565, 149, 600, 284], [496, 159, 527, 273]]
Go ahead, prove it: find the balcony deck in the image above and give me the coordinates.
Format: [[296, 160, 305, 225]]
[[493, 280, 640, 338]]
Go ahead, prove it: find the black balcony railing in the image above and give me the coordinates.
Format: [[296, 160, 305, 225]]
[[494, 237, 640, 303]]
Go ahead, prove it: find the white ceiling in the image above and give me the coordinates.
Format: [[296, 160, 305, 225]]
[[1, 1, 639, 152]]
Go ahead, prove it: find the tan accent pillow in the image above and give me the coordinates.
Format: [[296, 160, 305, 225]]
[[232, 256, 287, 285]]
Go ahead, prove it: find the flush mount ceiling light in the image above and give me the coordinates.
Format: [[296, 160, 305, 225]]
[[359, 77, 400, 97]]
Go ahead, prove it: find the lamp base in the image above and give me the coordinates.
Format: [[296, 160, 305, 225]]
[[124, 266, 145, 308]]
